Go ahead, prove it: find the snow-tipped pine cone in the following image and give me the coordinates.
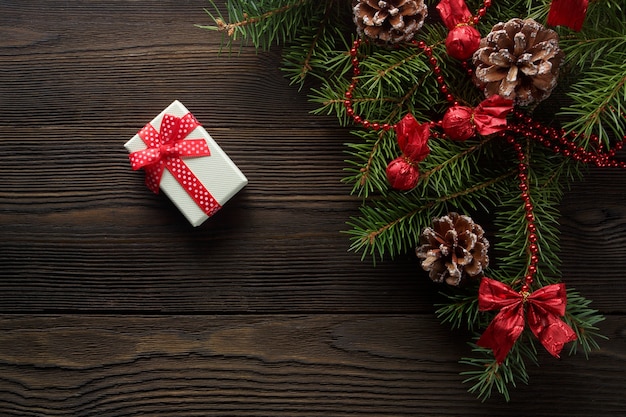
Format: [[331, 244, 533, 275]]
[[416, 212, 489, 286], [472, 18, 564, 106], [353, 0, 427, 44]]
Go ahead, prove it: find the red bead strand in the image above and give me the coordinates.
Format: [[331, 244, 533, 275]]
[[511, 111, 626, 169], [505, 134, 539, 292], [345, 39, 393, 132], [343, 38, 457, 131], [472, 0, 492, 25]]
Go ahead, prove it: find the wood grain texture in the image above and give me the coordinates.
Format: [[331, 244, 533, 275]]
[[0, 315, 625, 417], [0, 1, 625, 415]]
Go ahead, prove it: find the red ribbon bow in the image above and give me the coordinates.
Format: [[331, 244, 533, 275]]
[[547, 0, 588, 32], [442, 95, 513, 141], [477, 277, 577, 364], [129, 112, 221, 217], [386, 114, 431, 190]]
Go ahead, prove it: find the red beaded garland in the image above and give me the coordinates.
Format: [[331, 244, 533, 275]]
[[343, 38, 456, 132], [510, 111, 626, 169], [504, 133, 541, 289]]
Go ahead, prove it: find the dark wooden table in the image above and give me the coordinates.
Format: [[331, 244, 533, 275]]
[[1, 2, 625, 416]]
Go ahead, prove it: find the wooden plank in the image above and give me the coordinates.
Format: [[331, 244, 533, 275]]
[[0, 314, 624, 416]]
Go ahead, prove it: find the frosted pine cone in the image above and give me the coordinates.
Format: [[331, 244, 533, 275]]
[[472, 18, 564, 106], [353, 0, 428, 44], [416, 213, 489, 286]]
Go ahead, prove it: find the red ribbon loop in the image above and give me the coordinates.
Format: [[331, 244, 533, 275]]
[[473, 95, 514, 136], [477, 277, 577, 363], [547, 0, 588, 32], [128, 113, 222, 217], [436, 0, 472, 29], [395, 113, 431, 162]]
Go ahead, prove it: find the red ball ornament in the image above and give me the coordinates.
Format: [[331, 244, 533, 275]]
[[386, 157, 420, 191], [386, 113, 431, 190], [445, 24, 481, 60], [442, 105, 475, 141]]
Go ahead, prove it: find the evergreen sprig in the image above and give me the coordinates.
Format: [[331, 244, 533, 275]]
[[559, 57, 626, 145], [200, 0, 318, 51], [461, 336, 537, 402], [203, 0, 624, 401]]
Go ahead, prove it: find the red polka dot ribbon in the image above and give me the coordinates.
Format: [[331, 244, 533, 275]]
[[129, 113, 222, 217]]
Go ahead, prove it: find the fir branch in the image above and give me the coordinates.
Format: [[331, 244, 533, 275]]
[[419, 136, 499, 196], [343, 129, 388, 198], [559, 57, 626, 146], [435, 290, 484, 331], [461, 337, 537, 402], [562, 29, 626, 70], [309, 77, 355, 126], [559, 0, 626, 69], [563, 288, 607, 357], [357, 46, 438, 106], [347, 170, 515, 260], [200, 0, 316, 50], [280, 1, 353, 87], [490, 140, 576, 288]]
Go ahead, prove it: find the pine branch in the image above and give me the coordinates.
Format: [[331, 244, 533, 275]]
[[564, 288, 607, 356], [559, 57, 626, 145], [461, 336, 537, 402], [280, 1, 354, 87], [200, 0, 317, 50], [341, 129, 395, 198], [435, 290, 485, 331], [346, 170, 515, 260]]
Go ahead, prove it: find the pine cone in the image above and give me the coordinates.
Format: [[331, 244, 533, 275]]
[[353, 0, 428, 44], [472, 18, 564, 106], [416, 212, 489, 286]]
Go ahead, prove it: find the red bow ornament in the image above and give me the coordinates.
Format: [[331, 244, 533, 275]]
[[128, 111, 222, 218], [442, 95, 513, 141], [548, 0, 588, 31], [436, 0, 482, 60], [477, 277, 578, 364], [386, 114, 431, 190]]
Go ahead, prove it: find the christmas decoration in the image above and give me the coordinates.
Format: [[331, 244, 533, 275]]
[[353, 0, 428, 44], [416, 212, 489, 286], [473, 18, 564, 106], [385, 113, 430, 190], [436, 0, 482, 60], [441, 95, 513, 141], [477, 277, 577, 363], [203, 0, 625, 400], [547, 0, 588, 31], [125, 100, 248, 226]]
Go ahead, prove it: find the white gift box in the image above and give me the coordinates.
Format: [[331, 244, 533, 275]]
[[125, 100, 248, 227]]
